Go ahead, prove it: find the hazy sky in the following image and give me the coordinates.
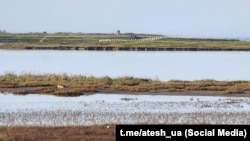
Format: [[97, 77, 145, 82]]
[[0, 0, 249, 38]]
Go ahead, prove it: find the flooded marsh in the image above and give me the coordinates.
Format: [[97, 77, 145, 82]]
[[0, 93, 250, 126]]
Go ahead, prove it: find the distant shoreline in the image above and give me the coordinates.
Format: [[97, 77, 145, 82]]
[[1, 33, 250, 51]]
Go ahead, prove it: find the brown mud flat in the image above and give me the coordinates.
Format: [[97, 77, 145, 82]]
[[1, 87, 250, 98], [0, 125, 115, 141]]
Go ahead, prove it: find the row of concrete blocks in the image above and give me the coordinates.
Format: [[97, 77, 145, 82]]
[[99, 36, 165, 42]]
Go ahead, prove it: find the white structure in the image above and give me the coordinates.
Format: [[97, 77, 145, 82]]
[[57, 85, 66, 88], [99, 36, 165, 42]]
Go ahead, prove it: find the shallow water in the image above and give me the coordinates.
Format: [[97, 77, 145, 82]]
[[0, 50, 250, 81], [1, 93, 250, 126]]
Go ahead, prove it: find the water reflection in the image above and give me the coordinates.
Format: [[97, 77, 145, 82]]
[[0, 50, 249, 81]]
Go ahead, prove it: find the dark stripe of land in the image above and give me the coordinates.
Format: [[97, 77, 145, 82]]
[[0, 33, 250, 51]]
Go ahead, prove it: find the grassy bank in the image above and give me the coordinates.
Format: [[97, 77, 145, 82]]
[[1, 33, 250, 50], [0, 73, 249, 96]]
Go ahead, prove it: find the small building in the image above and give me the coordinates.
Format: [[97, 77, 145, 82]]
[[116, 30, 121, 35]]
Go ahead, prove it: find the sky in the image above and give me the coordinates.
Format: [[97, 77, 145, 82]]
[[0, 0, 250, 38]]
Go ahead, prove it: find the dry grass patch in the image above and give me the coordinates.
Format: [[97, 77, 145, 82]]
[[0, 125, 115, 141], [0, 73, 250, 96]]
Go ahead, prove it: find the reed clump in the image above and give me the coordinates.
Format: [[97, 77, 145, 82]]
[[0, 73, 249, 96]]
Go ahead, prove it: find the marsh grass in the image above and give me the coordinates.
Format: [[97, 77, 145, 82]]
[[0, 73, 249, 96]]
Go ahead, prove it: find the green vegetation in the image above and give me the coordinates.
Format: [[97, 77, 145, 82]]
[[0, 73, 249, 96], [0, 33, 250, 50], [0, 137, 12, 141]]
